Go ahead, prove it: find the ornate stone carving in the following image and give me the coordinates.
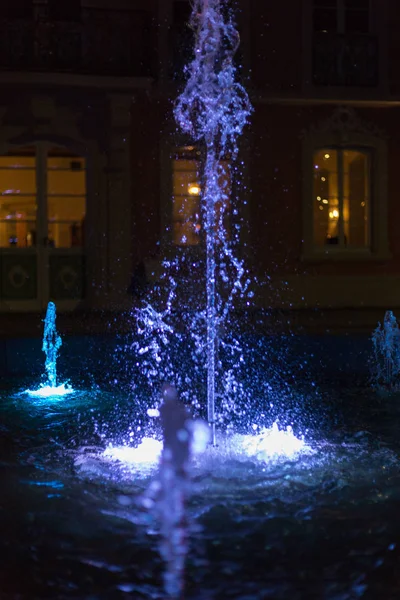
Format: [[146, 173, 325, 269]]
[[303, 106, 386, 141]]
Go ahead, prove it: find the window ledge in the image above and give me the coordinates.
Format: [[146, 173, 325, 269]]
[[301, 249, 392, 263]]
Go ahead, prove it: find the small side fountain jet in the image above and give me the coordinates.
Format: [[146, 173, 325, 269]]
[[43, 301, 62, 389], [371, 310, 400, 392], [24, 301, 73, 398]]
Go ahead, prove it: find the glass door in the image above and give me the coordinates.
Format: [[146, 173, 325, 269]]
[[0, 147, 39, 308], [0, 144, 86, 310], [44, 147, 86, 306]]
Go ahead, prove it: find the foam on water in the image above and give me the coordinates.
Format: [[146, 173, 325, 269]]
[[104, 437, 163, 468], [24, 383, 74, 398], [99, 421, 310, 477]]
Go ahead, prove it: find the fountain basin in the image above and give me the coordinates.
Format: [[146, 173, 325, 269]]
[[1, 378, 400, 598]]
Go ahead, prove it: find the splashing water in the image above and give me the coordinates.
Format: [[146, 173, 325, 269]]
[[240, 422, 309, 461], [371, 310, 400, 391], [121, 0, 252, 438], [174, 0, 252, 445], [103, 437, 163, 473], [103, 421, 309, 473], [24, 301, 73, 397]]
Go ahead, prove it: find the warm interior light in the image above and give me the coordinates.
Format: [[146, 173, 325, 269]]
[[188, 183, 201, 195], [324, 153, 330, 159], [329, 209, 339, 219]]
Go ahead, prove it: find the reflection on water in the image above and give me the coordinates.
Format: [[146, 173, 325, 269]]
[[1, 382, 400, 598]]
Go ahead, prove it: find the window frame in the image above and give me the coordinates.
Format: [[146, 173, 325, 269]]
[[312, 0, 372, 34], [162, 139, 234, 254], [312, 146, 372, 250], [302, 127, 389, 262], [171, 144, 203, 248]]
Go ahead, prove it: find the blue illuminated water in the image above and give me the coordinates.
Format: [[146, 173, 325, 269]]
[[3, 0, 400, 596], [127, 0, 252, 449], [24, 301, 74, 398], [371, 310, 400, 391], [43, 301, 62, 388], [2, 376, 400, 598], [174, 0, 252, 445]]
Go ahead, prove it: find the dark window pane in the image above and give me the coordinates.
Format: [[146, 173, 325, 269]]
[[313, 8, 337, 32], [313, 0, 337, 6], [171, 2, 194, 79], [173, 1, 191, 25], [1, 0, 33, 19], [48, 0, 81, 22], [345, 0, 369, 8], [345, 10, 369, 32]]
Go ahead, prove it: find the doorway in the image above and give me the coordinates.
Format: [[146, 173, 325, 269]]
[[0, 142, 86, 310]]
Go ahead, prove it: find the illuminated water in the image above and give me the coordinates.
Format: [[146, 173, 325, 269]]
[[174, 0, 252, 445], [24, 301, 74, 398], [2, 376, 400, 599], [3, 0, 399, 595], [371, 310, 400, 391]]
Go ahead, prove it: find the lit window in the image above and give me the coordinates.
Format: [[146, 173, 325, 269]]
[[0, 146, 86, 249], [172, 146, 201, 246], [47, 147, 86, 248], [302, 108, 389, 261], [0, 147, 37, 248], [313, 148, 370, 248], [171, 146, 231, 246]]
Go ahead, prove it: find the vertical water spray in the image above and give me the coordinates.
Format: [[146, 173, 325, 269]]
[[43, 301, 62, 388], [174, 0, 252, 444], [23, 301, 73, 397], [372, 310, 400, 390]]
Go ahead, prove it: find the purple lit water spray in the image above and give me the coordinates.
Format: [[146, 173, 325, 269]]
[[174, 0, 252, 445]]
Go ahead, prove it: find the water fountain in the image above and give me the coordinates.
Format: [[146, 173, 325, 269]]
[[124, 0, 254, 441], [104, 4, 310, 595], [371, 310, 400, 391], [24, 301, 73, 398], [174, 0, 252, 445], [4, 2, 400, 599]]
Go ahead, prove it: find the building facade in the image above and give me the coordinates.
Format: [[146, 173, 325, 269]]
[[0, 0, 398, 333], [248, 0, 400, 330]]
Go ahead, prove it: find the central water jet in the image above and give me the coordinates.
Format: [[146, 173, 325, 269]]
[[174, 0, 252, 445]]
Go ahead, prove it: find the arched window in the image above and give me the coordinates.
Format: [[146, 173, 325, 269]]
[[302, 108, 389, 261], [312, 147, 370, 249]]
